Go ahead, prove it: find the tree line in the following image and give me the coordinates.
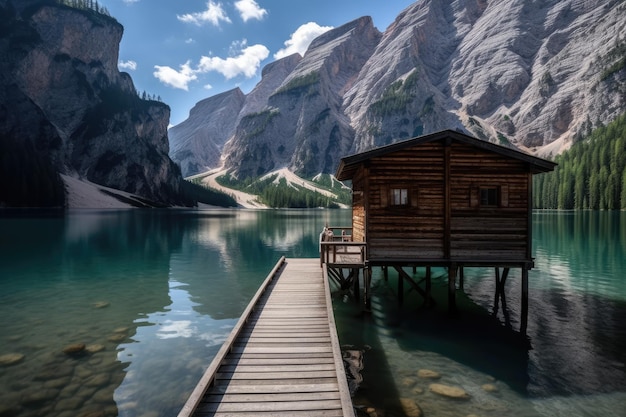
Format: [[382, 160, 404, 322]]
[[259, 179, 340, 208], [216, 173, 347, 208], [56, 0, 110, 16], [182, 180, 237, 207], [533, 112, 626, 209]]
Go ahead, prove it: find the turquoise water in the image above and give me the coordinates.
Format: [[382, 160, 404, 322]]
[[0, 209, 624, 416]]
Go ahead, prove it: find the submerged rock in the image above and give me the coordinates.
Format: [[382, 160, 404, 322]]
[[63, 343, 86, 355], [35, 362, 74, 380], [364, 406, 378, 417], [399, 398, 423, 417], [108, 333, 126, 342], [482, 383, 499, 393], [429, 383, 470, 400], [22, 389, 59, 405], [0, 353, 25, 366], [401, 377, 416, 387], [93, 301, 110, 309], [417, 369, 441, 379], [85, 344, 105, 353]]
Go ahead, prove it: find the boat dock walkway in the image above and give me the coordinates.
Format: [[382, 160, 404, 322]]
[[178, 257, 355, 417]]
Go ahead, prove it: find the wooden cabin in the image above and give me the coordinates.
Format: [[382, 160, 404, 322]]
[[334, 129, 556, 333]]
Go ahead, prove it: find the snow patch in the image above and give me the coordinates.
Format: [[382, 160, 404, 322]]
[[260, 168, 338, 199]]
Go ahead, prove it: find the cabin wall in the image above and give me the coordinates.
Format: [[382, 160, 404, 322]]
[[351, 169, 366, 242], [449, 143, 530, 260], [366, 142, 445, 260], [362, 140, 532, 262]]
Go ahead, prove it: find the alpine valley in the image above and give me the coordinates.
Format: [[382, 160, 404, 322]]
[[1, 0, 625, 208]]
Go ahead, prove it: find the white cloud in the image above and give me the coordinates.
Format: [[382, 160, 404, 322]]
[[198, 44, 269, 79], [274, 22, 333, 59], [118, 60, 137, 71], [123, 0, 140, 4], [153, 61, 197, 90], [177, 1, 231, 26], [185, 38, 195, 44], [234, 0, 267, 22], [154, 40, 269, 89]]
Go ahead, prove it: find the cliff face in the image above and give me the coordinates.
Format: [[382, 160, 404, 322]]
[[169, 88, 246, 178], [221, 16, 382, 179], [0, 0, 186, 206], [173, 0, 626, 179], [347, 0, 626, 156]]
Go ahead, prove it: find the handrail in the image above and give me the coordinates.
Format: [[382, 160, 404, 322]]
[[320, 241, 367, 267]]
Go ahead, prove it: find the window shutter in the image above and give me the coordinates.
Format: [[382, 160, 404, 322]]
[[470, 185, 479, 208], [410, 187, 419, 208], [500, 185, 509, 207], [380, 185, 388, 207]]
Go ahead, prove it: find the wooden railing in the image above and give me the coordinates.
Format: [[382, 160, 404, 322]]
[[319, 226, 366, 267]]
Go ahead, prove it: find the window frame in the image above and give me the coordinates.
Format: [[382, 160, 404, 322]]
[[479, 187, 499, 207], [470, 184, 509, 208], [391, 188, 409, 207]]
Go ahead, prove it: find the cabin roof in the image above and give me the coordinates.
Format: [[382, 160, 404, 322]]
[[335, 129, 557, 181]]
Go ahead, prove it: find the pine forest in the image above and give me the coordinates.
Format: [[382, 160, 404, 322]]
[[533, 112, 626, 210]]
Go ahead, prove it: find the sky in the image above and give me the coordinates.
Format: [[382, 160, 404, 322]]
[[98, 0, 417, 127]]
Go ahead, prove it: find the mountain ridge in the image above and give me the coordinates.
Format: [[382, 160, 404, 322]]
[[171, 0, 626, 179]]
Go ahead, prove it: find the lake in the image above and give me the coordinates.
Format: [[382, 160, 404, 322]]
[[0, 209, 624, 417]]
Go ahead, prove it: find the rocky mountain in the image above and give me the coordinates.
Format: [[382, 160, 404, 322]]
[[221, 16, 381, 179], [0, 0, 188, 207], [168, 54, 302, 177], [172, 0, 626, 180]]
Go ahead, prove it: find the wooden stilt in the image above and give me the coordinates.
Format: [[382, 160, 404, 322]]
[[493, 267, 501, 313], [393, 266, 432, 306], [364, 266, 372, 312], [353, 267, 360, 301], [459, 267, 465, 290], [425, 267, 432, 308], [448, 263, 457, 314], [383, 266, 388, 281], [521, 267, 529, 335], [493, 267, 512, 327], [398, 267, 404, 306]]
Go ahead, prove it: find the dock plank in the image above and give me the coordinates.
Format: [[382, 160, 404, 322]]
[[196, 399, 343, 413], [178, 258, 355, 417]]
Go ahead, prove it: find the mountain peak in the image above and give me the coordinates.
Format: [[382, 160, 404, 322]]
[[171, 0, 626, 179]]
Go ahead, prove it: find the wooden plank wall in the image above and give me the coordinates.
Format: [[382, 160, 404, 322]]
[[360, 140, 532, 262], [366, 143, 445, 260], [351, 170, 366, 243], [449, 143, 530, 260]]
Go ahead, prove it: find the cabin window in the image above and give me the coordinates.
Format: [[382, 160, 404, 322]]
[[391, 188, 409, 206], [480, 187, 499, 206]]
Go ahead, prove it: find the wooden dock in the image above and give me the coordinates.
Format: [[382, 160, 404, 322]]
[[178, 257, 355, 417]]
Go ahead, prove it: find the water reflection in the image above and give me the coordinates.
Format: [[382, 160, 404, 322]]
[[3, 209, 623, 417], [533, 211, 626, 299], [334, 211, 626, 416], [0, 208, 348, 417]]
